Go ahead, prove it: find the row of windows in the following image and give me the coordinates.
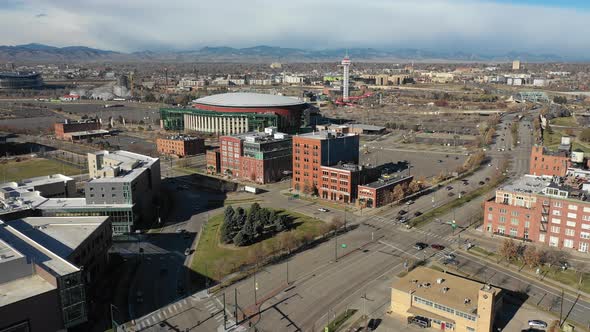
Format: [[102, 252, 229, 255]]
[[413, 295, 477, 322]]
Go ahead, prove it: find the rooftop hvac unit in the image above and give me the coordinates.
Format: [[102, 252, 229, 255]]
[[436, 278, 445, 284]]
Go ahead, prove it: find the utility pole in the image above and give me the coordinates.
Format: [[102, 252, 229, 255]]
[[234, 288, 238, 323], [334, 231, 338, 262], [223, 292, 227, 330], [559, 288, 564, 326], [286, 259, 289, 285]]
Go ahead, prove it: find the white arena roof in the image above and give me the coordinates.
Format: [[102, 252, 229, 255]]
[[194, 93, 305, 108]]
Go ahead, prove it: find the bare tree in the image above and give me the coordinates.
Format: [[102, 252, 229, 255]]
[[523, 246, 543, 268], [499, 239, 518, 262]]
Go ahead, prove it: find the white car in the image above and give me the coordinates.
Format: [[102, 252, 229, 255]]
[[528, 320, 547, 329], [318, 208, 329, 212]]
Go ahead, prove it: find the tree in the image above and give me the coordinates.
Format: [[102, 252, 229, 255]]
[[523, 246, 543, 268], [233, 207, 246, 229], [274, 215, 287, 232], [544, 249, 569, 270], [249, 203, 261, 221], [144, 92, 157, 103], [579, 128, 590, 142], [553, 96, 567, 104], [243, 218, 256, 243], [408, 181, 421, 194], [278, 231, 297, 254], [221, 206, 237, 243], [233, 231, 248, 247], [224, 206, 235, 224], [499, 239, 518, 262], [391, 185, 405, 202]]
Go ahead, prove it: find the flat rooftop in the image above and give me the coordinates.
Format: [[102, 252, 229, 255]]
[[7, 216, 108, 258], [0, 220, 79, 277], [0, 274, 56, 307], [67, 129, 110, 137], [19, 174, 73, 187], [392, 267, 500, 314], [0, 239, 23, 263], [322, 163, 362, 172], [500, 174, 552, 195], [90, 150, 158, 183], [38, 197, 133, 210], [360, 175, 412, 189], [159, 135, 203, 141], [297, 131, 358, 140]]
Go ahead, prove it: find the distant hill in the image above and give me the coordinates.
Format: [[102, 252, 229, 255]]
[[0, 43, 567, 63]]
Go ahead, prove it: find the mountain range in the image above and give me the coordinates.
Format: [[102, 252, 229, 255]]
[[0, 43, 568, 63]]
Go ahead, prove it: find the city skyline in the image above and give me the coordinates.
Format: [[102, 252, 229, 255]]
[[0, 0, 588, 57]]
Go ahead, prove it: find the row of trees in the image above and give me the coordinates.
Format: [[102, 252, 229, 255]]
[[221, 203, 289, 247], [498, 239, 569, 270]]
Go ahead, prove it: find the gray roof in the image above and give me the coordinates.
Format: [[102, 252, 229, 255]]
[[194, 93, 305, 108], [38, 198, 133, 210]]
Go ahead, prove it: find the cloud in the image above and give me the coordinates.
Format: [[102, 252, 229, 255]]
[[34, 13, 46, 18], [0, 0, 588, 57]]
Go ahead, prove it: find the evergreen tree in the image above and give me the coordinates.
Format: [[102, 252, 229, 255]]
[[234, 207, 247, 229], [221, 206, 236, 243], [274, 215, 287, 233], [243, 218, 256, 242], [224, 206, 235, 224], [254, 219, 264, 236], [233, 231, 247, 246]]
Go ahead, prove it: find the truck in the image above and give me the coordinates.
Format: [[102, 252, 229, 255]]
[[244, 186, 260, 194]]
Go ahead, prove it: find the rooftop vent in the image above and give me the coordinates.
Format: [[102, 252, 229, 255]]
[[436, 278, 445, 284], [442, 287, 450, 293]]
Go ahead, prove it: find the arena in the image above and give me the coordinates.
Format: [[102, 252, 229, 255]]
[[0, 72, 43, 89], [160, 92, 315, 134]]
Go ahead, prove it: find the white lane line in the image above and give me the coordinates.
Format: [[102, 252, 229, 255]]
[[378, 240, 422, 259]]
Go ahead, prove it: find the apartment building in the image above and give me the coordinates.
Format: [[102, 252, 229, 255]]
[[391, 267, 502, 332], [156, 135, 205, 157], [206, 149, 221, 174], [529, 146, 570, 177], [292, 131, 359, 195], [483, 174, 590, 253]]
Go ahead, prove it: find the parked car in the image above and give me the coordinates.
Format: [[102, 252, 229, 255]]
[[446, 186, 453, 191], [413, 242, 428, 250], [406, 200, 415, 205], [318, 208, 329, 212], [443, 253, 456, 260], [478, 181, 485, 185], [398, 210, 408, 215], [443, 259, 459, 266], [448, 192, 455, 197], [414, 211, 422, 217], [397, 216, 408, 224], [408, 316, 430, 328], [431, 244, 445, 250], [528, 320, 548, 329]]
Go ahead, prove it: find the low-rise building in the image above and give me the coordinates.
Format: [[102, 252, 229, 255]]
[[156, 135, 205, 157], [318, 164, 380, 203], [54, 119, 102, 140], [0, 174, 75, 199], [483, 174, 590, 252], [316, 123, 386, 135], [0, 216, 111, 331], [358, 175, 414, 208], [529, 146, 570, 177], [391, 267, 502, 332], [206, 149, 221, 174]]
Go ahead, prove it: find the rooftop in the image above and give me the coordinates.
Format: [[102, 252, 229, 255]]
[[0, 274, 56, 307], [67, 129, 110, 137], [500, 174, 552, 195], [392, 267, 500, 314], [160, 135, 203, 141], [194, 93, 305, 108], [297, 131, 358, 140], [38, 197, 133, 210], [90, 150, 158, 183], [20, 174, 73, 188], [322, 163, 362, 172], [7, 216, 108, 259], [360, 175, 413, 189], [0, 220, 79, 277]]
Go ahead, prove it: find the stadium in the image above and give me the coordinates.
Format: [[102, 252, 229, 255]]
[[0, 72, 43, 89], [160, 92, 317, 134]]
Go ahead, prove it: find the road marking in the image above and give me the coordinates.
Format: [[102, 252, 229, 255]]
[[378, 240, 422, 259]]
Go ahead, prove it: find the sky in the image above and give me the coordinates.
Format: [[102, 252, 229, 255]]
[[0, 0, 588, 57]]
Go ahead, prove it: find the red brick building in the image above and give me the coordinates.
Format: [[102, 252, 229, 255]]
[[54, 119, 101, 140], [156, 136, 205, 157], [206, 149, 220, 174], [483, 174, 590, 253], [219, 129, 292, 184], [529, 146, 570, 177], [358, 175, 414, 208], [317, 164, 381, 203], [292, 131, 360, 195]]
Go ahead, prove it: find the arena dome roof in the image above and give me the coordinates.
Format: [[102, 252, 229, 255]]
[[193, 93, 305, 108]]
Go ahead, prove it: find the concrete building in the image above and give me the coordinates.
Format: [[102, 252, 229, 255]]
[[358, 175, 413, 208], [219, 128, 292, 184], [316, 123, 386, 135], [156, 135, 205, 157], [206, 149, 221, 174], [391, 267, 502, 332], [530, 146, 570, 177], [512, 60, 521, 70], [483, 174, 590, 252], [0, 216, 111, 331], [86, 151, 160, 234], [292, 131, 360, 195], [54, 119, 102, 140], [1, 174, 75, 199]]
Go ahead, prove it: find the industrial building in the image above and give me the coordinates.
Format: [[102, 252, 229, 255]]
[[156, 135, 205, 157], [206, 149, 221, 175], [358, 175, 414, 208], [0, 216, 112, 332], [483, 174, 590, 252], [160, 93, 315, 134], [0, 72, 43, 89], [219, 127, 292, 184], [54, 119, 108, 141], [391, 267, 502, 332], [292, 131, 360, 196]]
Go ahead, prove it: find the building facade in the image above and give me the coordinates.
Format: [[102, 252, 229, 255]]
[[391, 267, 502, 332], [206, 149, 221, 174], [292, 131, 360, 196], [483, 175, 590, 253], [358, 175, 414, 208], [54, 119, 101, 140], [156, 136, 205, 157], [529, 146, 570, 177]]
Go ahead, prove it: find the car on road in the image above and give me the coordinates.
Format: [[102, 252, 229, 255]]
[[443, 253, 456, 260], [414, 211, 422, 217], [448, 192, 455, 197], [443, 258, 459, 266], [405, 200, 414, 205], [485, 177, 490, 182], [413, 242, 428, 250], [398, 209, 408, 215], [460, 191, 467, 195], [396, 216, 408, 223], [318, 208, 329, 212], [431, 244, 445, 250], [437, 160, 443, 163], [528, 320, 548, 329], [446, 186, 453, 190]]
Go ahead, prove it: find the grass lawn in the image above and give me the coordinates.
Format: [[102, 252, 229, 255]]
[[550, 116, 578, 127], [325, 309, 357, 332], [191, 209, 325, 281], [0, 158, 82, 182]]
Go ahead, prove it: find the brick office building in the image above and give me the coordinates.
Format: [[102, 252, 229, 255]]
[[206, 149, 221, 174], [292, 131, 360, 197], [529, 146, 570, 177], [358, 175, 414, 208], [219, 128, 292, 184], [483, 174, 590, 253], [54, 119, 101, 140], [156, 135, 205, 157], [318, 164, 381, 203]]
